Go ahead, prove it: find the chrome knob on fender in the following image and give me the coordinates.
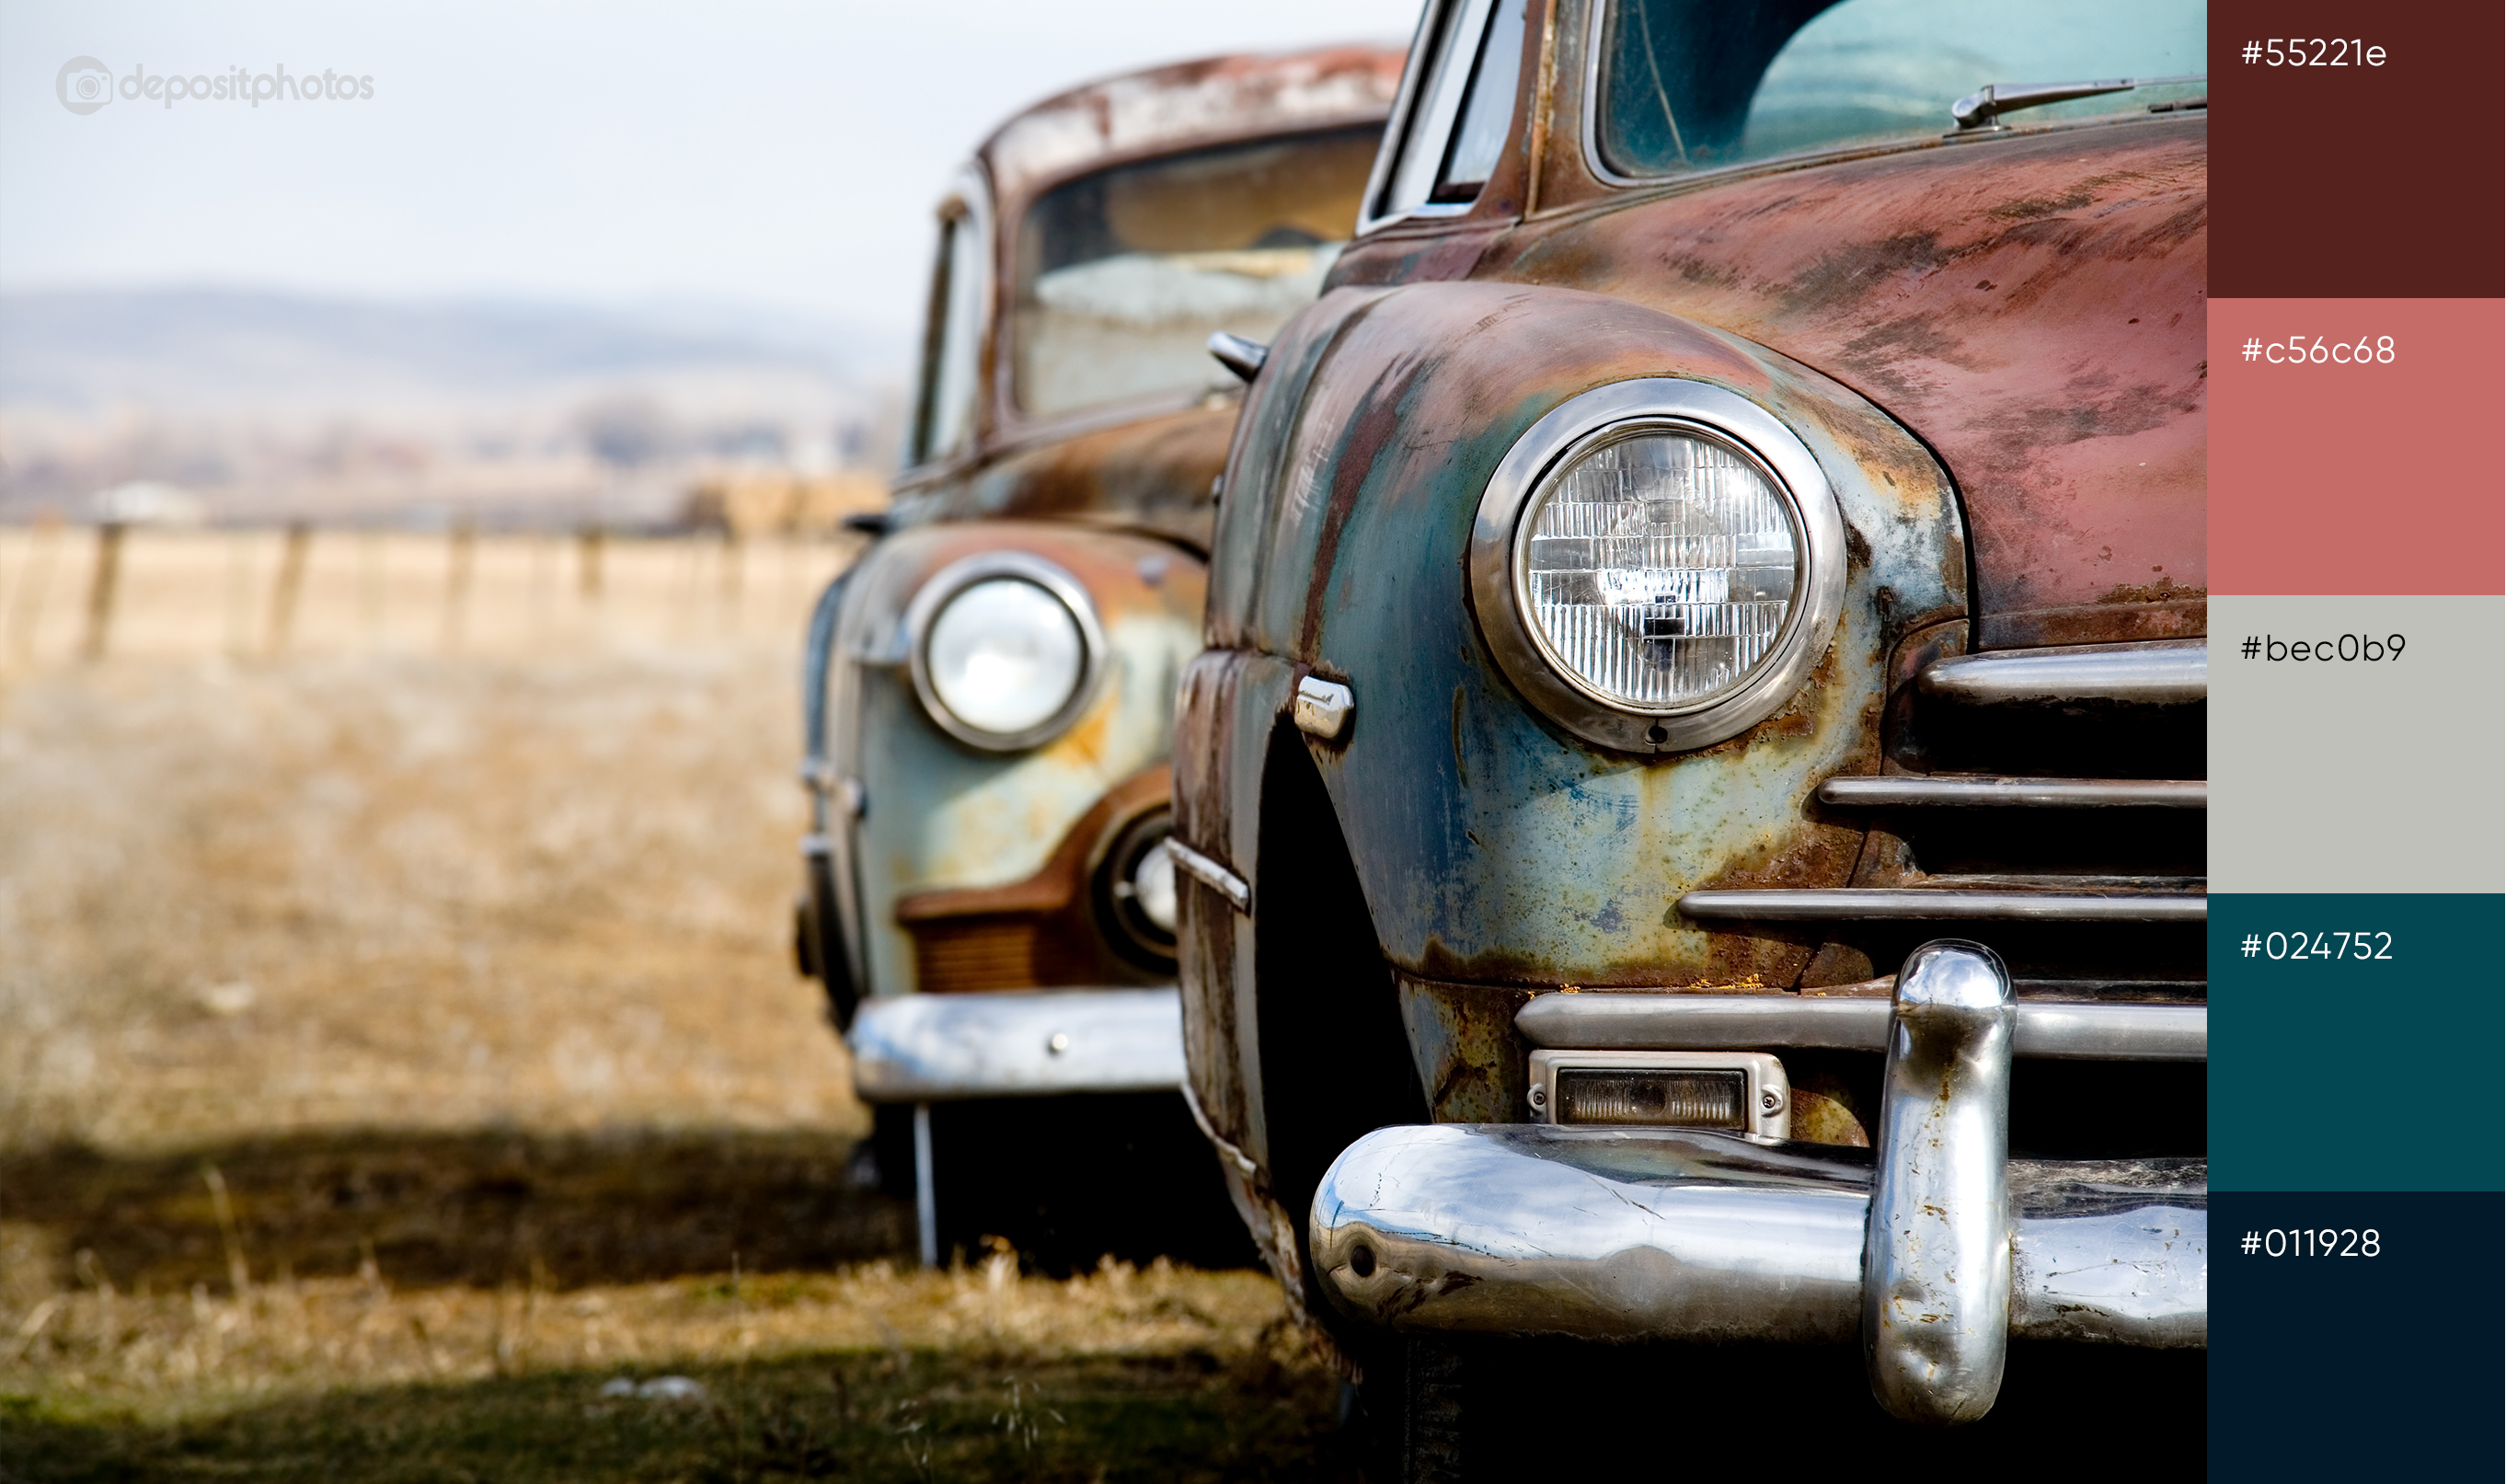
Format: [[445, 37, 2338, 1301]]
[[1864, 939, 2015, 1426]]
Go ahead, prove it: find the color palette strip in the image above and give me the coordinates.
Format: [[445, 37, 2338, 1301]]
[[2206, 4, 2503, 1471]]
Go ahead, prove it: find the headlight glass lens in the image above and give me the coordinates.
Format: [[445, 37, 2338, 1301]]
[[1522, 430, 1799, 709], [1130, 840, 1178, 935], [925, 577, 1086, 737]]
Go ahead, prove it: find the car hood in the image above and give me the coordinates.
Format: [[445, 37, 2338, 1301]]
[[1492, 120, 2207, 648], [891, 403, 1232, 555]]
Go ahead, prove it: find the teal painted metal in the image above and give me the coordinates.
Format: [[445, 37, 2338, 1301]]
[[826, 521, 1206, 1001], [1202, 280, 1966, 992]]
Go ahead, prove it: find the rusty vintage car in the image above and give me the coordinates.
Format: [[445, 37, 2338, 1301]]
[[1173, 0, 2207, 1458], [796, 48, 1403, 1264]]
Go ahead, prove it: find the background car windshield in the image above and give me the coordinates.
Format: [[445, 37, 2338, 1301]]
[[1599, 0, 2204, 178], [1015, 127, 1379, 419]]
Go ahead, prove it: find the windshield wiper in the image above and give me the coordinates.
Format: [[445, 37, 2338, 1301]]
[[1952, 75, 2203, 131]]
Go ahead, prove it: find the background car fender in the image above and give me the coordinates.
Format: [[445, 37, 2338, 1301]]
[[830, 521, 1205, 1001]]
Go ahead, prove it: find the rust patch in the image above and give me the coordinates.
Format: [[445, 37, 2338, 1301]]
[[2096, 574, 2205, 605], [1977, 598, 2205, 650], [1799, 941, 1878, 988], [896, 765, 1171, 992], [1411, 928, 1826, 992], [1985, 189, 2095, 222], [1790, 1069, 1873, 1148], [1396, 973, 1535, 1123]]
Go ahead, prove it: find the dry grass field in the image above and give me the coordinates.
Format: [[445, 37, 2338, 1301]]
[[0, 532, 1351, 1481]]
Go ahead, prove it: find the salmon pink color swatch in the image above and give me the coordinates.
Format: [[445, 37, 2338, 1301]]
[[2207, 297, 2504, 596]]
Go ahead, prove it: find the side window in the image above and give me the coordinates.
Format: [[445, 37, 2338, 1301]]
[[1373, 0, 1530, 224], [908, 195, 988, 466]]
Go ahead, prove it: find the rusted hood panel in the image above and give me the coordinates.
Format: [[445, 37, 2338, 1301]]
[[1488, 121, 2207, 636], [892, 403, 1233, 554]]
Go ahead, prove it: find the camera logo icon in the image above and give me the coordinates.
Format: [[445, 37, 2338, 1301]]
[[57, 56, 113, 114]]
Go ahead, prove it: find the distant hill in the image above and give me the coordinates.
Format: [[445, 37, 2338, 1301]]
[[0, 287, 905, 412], [0, 289, 909, 524]]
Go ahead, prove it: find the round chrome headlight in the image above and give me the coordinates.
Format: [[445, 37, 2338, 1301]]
[[1470, 380, 1845, 754], [1097, 807, 1179, 969], [905, 553, 1104, 751]]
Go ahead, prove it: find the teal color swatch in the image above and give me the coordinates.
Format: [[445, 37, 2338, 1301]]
[[2210, 892, 2504, 1191]]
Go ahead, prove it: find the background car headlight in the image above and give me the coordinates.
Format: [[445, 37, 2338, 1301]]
[[1469, 379, 1846, 754], [1522, 429, 1799, 709], [906, 554, 1105, 750], [1097, 807, 1179, 970]]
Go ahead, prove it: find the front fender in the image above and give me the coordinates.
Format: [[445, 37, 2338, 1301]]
[[1213, 281, 1967, 989]]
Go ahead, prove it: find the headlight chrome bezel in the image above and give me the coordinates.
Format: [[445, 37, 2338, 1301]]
[[903, 550, 1106, 752], [1468, 379, 1847, 754]]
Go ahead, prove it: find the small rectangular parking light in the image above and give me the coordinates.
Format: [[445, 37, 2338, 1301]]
[[1557, 1066, 1745, 1128], [1528, 1050, 1790, 1137]]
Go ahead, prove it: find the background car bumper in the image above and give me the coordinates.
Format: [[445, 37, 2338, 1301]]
[[847, 986, 1185, 1101]]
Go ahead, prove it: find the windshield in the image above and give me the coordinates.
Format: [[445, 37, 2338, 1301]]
[[1014, 126, 1379, 420], [1598, 0, 2204, 178]]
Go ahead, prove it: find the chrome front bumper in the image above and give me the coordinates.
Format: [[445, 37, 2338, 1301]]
[[847, 986, 1185, 1102], [1310, 942, 2205, 1425]]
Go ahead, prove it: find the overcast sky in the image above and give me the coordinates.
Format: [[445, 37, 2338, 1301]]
[[0, 0, 1422, 346]]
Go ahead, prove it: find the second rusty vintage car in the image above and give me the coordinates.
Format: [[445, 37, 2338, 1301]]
[[1172, 0, 2207, 1461], [796, 47, 1402, 1264]]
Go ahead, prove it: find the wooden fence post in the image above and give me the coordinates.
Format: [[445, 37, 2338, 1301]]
[[443, 518, 476, 652], [265, 522, 312, 656], [78, 522, 126, 662], [578, 525, 605, 602]]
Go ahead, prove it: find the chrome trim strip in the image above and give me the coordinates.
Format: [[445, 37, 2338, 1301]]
[[1180, 1078, 1260, 1178], [1921, 638, 2207, 706], [1516, 993, 2205, 1061], [1865, 941, 2013, 1424], [1819, 777, 2205, 809], [1365, 0, 1498, 231], [1354, 0, 1453, 235], [1467, 379, 1847, 754], [1309, 1122, 2205, 1351], [1167, 839, 1251, 913], [846, 987, 1184, 1101], [1678, 889, 2206, 923], [899, 549, 1107, 753], [1576, 0, 1658, 189]]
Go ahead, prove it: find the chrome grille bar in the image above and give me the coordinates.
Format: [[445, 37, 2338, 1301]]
[[1678, 889, 2206, 923], [1516, 993, 2206, 1062], [1818, 777, 2204, 809], [1920, 638, 2206, 705]]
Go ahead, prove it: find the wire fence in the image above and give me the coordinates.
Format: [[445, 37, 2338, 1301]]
[[0, 522, 863, 669]]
